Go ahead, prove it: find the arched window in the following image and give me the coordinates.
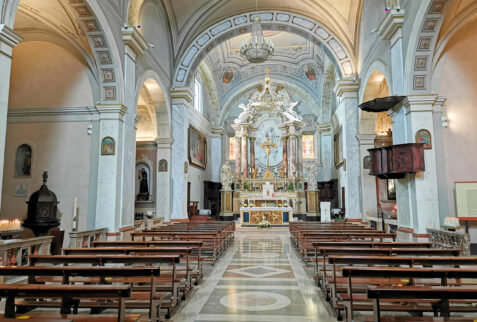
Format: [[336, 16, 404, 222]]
[[15, 144, 32, 177], [302, 135, 314, 159], [229, 136, 236, 160]]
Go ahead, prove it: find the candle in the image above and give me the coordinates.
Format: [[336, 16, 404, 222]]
[[72, 198, 78, 231]]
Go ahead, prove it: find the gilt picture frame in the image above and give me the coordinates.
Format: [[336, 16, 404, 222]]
[[188, 125, 207, 169], [415, 129, 432, 149], [101, 137, 115, 155]]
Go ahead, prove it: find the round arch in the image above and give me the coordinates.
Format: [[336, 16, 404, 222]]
[[2, 0, 124, 104], [173, 10, 356, 87], [135, 69, 172, 139]]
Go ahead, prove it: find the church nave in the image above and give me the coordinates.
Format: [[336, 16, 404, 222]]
[[172, 230, 335, 322]]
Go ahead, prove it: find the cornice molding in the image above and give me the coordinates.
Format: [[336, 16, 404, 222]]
[[0, 24, 22, 57], [122, 26, 147, 56], [378, 9, 405, 41], [334, 79, 359, 98]]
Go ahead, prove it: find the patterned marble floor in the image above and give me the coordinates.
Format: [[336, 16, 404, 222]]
[[171, 230, 337, 322]]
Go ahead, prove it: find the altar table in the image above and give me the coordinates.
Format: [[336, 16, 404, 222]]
[[240, 206, 292, 226]]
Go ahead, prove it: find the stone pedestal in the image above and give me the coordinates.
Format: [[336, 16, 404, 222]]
[[220, 190, 234, 221], [306, 190, 320, 219]]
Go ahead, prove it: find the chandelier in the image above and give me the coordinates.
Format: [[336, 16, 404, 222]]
[[240, 14, 274, 63]]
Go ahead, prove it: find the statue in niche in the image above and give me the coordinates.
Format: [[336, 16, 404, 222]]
[[15, 144, 32, 177], [281, 102, 302, 123], [136, 167, 150, 201], [234, 103, 254, 124]]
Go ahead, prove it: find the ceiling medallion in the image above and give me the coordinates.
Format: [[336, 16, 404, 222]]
[[240, 3, 274, 64]]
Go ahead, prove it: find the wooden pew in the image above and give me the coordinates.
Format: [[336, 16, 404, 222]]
[[0, 284, 131, 321], [90, 240, 204, 284], [341, 267, 477, 321], [0, 266, 161, 321], [367, 286, 477, 322]]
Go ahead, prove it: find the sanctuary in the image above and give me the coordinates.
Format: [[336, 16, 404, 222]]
[[219, 72, 320, 225]]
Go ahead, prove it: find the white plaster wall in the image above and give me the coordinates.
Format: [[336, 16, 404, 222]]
[[1, 122, 91, 243], [437, 21, 477, 220], [8, 41, 93, 109]]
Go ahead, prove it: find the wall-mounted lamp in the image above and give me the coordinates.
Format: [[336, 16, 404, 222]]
[[441, 115, 449, 128]]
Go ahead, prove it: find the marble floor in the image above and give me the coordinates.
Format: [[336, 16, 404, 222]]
[[171, 229, 337, 322]]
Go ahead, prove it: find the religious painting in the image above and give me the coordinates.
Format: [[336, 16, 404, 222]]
[[222, 69, 234, 83], [188, 125, 207, 169], [158, 159, 168, 172], [135, 163, 150, 201], [15, 144, 32, 177], [334, 128, 344, 168], [415, 129, 432, 149], [305, 65, 316, 80], [363, 155, 372, 169], [101, 137, 115, 155]]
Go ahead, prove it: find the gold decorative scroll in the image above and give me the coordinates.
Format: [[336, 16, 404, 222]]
[[250, 211, 283, 225]]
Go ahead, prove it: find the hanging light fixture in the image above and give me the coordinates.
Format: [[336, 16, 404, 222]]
[[240, 0, 274, 63]]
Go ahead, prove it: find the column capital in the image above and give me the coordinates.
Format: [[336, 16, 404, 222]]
[[402, 94, 440, 114], [334, 79, 359, 98], [0, 24, 22, 57], [378, 9, 405, 41], [95, 104, 127, 121], [155, 138, 174, 149], [122, 26, 147, 58], [357, 134, 377, 146], [211, 126, 225, 136], [171, 86, 194, 108], [318, 124, 332, 134]]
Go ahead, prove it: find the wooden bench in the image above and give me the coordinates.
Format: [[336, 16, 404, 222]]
[[368, 286, 477, 321], [0, 314, 142, 321], [341, 267, 477, 321], [0, 266, 161, 321], [0, 284, 130, 321]]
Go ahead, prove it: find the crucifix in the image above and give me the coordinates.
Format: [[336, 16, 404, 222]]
[[260, 137, 277, 179]]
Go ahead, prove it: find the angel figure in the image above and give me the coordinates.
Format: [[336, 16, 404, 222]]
[[234, 103, 254, 124], [282, 102, 302, 123]]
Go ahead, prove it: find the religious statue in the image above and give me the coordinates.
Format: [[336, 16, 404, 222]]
[[137, 168, 149, 201], [260, 137, 277, 179], [303, 160, 319, 191], [234, 103, 254, 124], [251, 168, 258, 179], [220, 163, 234, 191], [278, 167, 286, 178], [281, 101, 302, 123]]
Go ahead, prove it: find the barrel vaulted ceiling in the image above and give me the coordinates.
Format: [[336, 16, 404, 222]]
[[162, 0, 364, 60]]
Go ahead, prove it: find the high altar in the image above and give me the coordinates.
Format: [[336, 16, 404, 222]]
[[219, 72, 321, 226]]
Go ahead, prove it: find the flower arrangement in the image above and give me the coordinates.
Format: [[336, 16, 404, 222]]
[[257, 215, 272, 229]]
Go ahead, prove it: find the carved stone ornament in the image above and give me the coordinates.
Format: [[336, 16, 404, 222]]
[[427, 228, 471, 257], [303, 160, 319, 191], [220, 163, 234, 191]]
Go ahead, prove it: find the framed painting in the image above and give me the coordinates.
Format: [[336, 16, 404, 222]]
[[158, 159, 168, 172], [363, 155, 372, 169], [15, 144, 32, 178], [101, 137, 115, 155], [334, 128, 344, 168], [415, 129, 432, 149], [188, 125, 207, 169]]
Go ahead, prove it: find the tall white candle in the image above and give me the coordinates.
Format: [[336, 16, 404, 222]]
[[73, 198, 78, 231]]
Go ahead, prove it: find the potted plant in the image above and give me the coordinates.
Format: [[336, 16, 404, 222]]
[[257, 215, 272, 229]]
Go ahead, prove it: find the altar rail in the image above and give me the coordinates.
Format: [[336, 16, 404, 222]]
[[0, 236, 53, 282], [69, 228, 108, 248], [427, 228, 470, 256]]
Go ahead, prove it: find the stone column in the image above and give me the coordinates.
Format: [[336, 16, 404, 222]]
[[378, 9, 405, 95], [358, 134, 378, 220], [249, 136, 256, 171], [0, 25, 21, 212], [171, 87, 194, 220], [297, 132, 304, 178], [210, 127, 224, 183], [95, 104, 127, 231], [121, 26, 147, 228], [240, 125, 249, 177], [156, 138, 173, 222], [318, 124, 333, 181], [288, 132, 297, 178], [280, 125, 288, 177], [334, 80, 361, 220], [234, 132, 241, 178], [390, 95, 441, 234]]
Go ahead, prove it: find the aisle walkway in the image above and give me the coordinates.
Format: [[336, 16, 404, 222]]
[[172, 230, 337, 322]]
